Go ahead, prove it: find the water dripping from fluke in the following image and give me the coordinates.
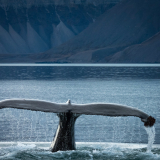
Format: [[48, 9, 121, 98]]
[[145, 126, 155, 152], [142, 116, 156, 152]]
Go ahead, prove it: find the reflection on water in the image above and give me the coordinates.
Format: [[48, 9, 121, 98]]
[[0, 65, 160, 145]]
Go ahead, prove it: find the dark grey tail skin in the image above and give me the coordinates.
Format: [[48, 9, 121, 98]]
[[50, 111, 80, 152]]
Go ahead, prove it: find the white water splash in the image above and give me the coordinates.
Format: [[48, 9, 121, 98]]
[[145, 126, 155, 152]]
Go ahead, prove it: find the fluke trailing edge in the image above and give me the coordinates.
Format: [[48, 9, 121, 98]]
[[0, 99, 156, 152]]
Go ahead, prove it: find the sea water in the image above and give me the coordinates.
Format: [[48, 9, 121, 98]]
[[0, 142, 160, 160], [0, 64, 160, 159]]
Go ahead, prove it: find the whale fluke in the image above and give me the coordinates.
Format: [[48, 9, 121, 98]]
[[0, 99, 152, 121], [0, 99, 156, 152]]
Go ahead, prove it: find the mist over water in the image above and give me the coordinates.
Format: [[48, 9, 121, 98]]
[[0, 64, 160, 159]]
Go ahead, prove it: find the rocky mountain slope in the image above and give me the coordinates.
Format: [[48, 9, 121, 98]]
[[0, 0, 119, 56], [109, 32, 160, 63], [0, 0, 160, 63], [35, 0, 160, 63]]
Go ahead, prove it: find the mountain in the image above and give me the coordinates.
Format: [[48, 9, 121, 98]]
[[0, 0, 160, 63], [109, 32, 160, 63], [33, 0, 160, 63], [0, 0, 119, 56]]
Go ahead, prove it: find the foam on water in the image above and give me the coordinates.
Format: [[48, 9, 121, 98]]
[[0, 142, 36, 159], [0, 142, 160, 160]]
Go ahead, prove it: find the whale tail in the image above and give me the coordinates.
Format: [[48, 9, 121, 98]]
[[0, 99, 156, 152], [50, 111, 80, 152]]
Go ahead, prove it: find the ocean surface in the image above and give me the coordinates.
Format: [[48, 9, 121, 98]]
[[0, 63, 160, 160]]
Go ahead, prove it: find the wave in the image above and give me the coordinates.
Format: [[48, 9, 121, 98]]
[[0, 142, 160, 160]]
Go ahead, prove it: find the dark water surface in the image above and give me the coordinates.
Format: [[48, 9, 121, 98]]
[[0, 64, 160, 159], [0, 64, 160, 80]]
